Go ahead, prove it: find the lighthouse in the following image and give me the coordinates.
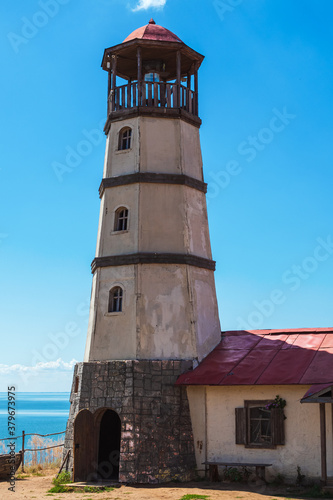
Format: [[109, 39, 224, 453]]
[[64, 19, 221, 484]]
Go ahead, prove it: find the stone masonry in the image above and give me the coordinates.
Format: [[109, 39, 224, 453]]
[[63, 359, 196, 483]]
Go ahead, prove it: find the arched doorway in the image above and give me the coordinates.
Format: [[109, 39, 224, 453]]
[[97, 409, 121, 480], [73, 409, 95, 482]]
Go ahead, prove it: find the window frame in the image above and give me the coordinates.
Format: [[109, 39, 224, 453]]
[[118, 127, 132, 151], [108, 286, 123, 314], [245, 400, 274, 449], [114, 206, 129, 232], [235, 399, 285, 449]]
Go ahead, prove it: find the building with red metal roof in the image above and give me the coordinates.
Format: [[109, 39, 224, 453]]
[[177, 328, 333, 486]]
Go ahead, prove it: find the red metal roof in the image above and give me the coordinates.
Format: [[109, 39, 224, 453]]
[[176, 328, 333, 386], [301, 383, 333, 401], [123, 19, 183, 44]]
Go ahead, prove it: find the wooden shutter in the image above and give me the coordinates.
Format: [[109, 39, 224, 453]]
[[271, 408, 285, 445], [235, 407, 247, 444]]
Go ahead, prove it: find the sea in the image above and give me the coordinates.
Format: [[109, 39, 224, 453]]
[[0, 393, 70, 453]]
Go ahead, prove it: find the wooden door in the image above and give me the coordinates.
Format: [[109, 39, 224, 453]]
[[73, 410, 95, 482]]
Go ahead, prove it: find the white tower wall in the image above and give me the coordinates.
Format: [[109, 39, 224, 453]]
[[84, 115, 221, 363]]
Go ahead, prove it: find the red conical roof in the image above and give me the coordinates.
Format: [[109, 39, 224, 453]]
[[123, 19, 182, 44]]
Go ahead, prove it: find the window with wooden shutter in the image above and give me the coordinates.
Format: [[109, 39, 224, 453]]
[[235, 400, 285, 449]]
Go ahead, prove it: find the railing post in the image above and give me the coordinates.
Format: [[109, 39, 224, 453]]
[[186, 72, 191, 112], [133, 82, 137, 107], [21, 430, 25, 472], [122, 85, 126, 109], [127, 79, 131, 108], [154, 82, 158, 107], [160, 81, 166, 107], [185, 87, 189, 112], [147, 81, 152, 106], [142, 81, 147, 107], [166, 83, 172, 108]]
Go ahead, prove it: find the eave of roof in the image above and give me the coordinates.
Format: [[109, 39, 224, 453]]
[[176, 328, 333, 387]]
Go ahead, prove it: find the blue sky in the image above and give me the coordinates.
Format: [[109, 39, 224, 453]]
[[1, 0, 332, 391]]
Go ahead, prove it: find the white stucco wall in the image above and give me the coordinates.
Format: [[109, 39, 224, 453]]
[[85, 265, 137, 361], [106, 118, 139, 178], [140, 117, 181, 174], [187, 385, 333, 482], [190, 267, 221, 360], [105, 116, 204, 180], [85, 263, 221, 361], [180, 119, 203, 181], [139, 183, 185, 253], [137, 264, 195, 359], [97, 185, 139, 258]]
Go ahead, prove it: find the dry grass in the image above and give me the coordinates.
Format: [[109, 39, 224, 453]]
[[24, 435, 64, 468]]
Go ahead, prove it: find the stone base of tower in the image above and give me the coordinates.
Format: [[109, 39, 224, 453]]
[[63, 359, 196, 484]]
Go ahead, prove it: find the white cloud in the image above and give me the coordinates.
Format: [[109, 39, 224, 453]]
[[0, 358, 77, 374], [132, 0, 166, 12]]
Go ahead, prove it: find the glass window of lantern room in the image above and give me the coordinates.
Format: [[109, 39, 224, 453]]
[[144, 73, 160, 82], [108, 287, 123, 313], [114, 207, 128, 232], [118, 127, 132, 150]]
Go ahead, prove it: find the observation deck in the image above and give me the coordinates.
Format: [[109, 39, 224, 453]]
[[102, 19, 204, 130]]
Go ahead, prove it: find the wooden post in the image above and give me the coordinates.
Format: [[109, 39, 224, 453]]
[[160, 80, 165, 107], [127, 79, 131, 108], [21, 430, 25, 472], [111, 55, 117, 111], [137, 47, 142, 107], [154, 81, 158, 107], [320, 403, 327, 485], [194, 66, 199, 116], [57, 449, 70, 477], [107, 66, 111, 115], [176, 50, 181, 108]]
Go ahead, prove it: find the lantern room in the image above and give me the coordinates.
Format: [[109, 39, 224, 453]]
[[101, 19, 204, 124]]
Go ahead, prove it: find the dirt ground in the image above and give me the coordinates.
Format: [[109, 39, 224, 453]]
[[0, 470, 327, 500]]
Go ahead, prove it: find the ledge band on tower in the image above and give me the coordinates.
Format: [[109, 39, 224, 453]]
[[104, 107, 202, 134], [91, 253, 216, 273], [99, 172, 207, 198]]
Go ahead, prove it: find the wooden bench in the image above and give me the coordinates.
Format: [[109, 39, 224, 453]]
[[202, 461, 272, 483]]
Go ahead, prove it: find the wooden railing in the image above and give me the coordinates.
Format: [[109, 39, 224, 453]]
[[108, 82, 198, 116], [0, 430, 66, 472]]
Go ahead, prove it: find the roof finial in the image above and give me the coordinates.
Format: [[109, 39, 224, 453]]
[[149, 18, 156, 24]]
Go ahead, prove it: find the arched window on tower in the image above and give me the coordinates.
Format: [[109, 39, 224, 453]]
[[114, 207, 129, 231], [108, 287, 123, 313], [118, 127, 132, 150]]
